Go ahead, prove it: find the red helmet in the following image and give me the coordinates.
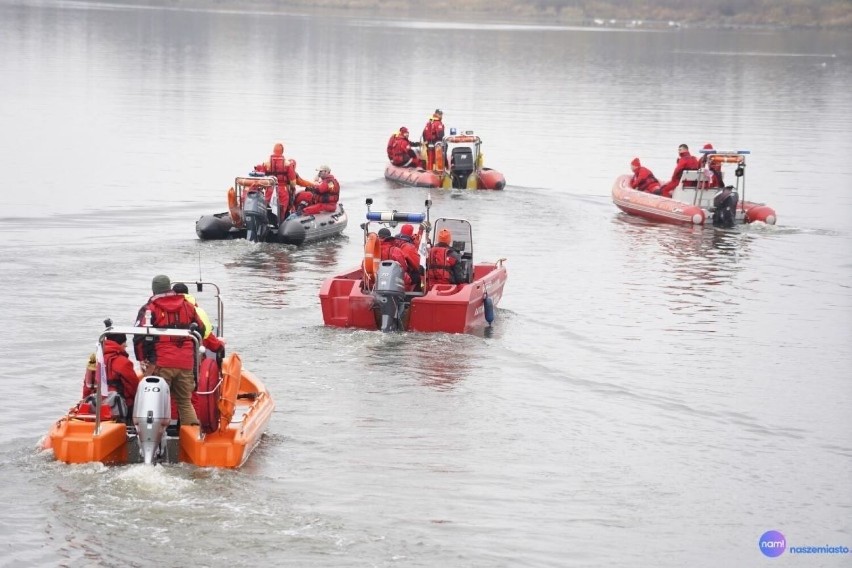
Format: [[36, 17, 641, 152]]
[[437, 229, 452, 245], [400, 126, 409, 135]]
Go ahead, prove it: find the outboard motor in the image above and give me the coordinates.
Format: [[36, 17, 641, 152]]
[[374, 260, 408, 332], [132, 376, 172, 465], [450, 146, 475, 189], [243, 189, 269, 242], [712, 186, 739, 229]]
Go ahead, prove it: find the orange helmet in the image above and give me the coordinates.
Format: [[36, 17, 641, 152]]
[[437, 228, 452, 245], [273, 142, 284, 156]]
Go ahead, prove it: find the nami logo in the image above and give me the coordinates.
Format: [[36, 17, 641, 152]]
[[759, 530, 787, 557]]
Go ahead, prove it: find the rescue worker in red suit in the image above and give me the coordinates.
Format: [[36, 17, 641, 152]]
[[294, 164, 340, 215], [392, 223, 424, 291], [698, 143, 724, 188], [377, 228, 412, 289], [629, 157, 662, 194], [82, 333, 140, 423], [254, 142, 316, 219], [134, 275, 224, 427], [427, 228, 464, 286], [387, 127, 422, 168], [659, 143, 701, 198], [421, 109, 445, 170]]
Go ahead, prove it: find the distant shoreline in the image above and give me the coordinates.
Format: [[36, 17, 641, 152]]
[[91, 0, 852, 30]]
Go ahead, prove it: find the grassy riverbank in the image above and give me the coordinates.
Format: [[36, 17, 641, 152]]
[[108, 0, 852, 29]]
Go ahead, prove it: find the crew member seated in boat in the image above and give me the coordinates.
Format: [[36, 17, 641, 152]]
[[293, 164, 340, 215], [659, 143, 701, 198], [378, 228, 413, 288], [254, 142, 316, 219], [422, 109, 445, 170], [629, 158, 662, 194], [392, 224, 423, 290], [698, 143, 724, 188], [134, 275, 225, 427], [426, 228, 464, 286], [81, 333, 139, 423], [387, 127, 422, 168]]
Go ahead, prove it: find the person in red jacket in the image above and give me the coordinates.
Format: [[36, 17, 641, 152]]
[[421, 109, 445, 170], [426, 228, 464, 286], [294, 164, 341, 215], [81, 333, 140, 423], [254, 142, 316, 219], [134, 275, 224, 427], [392, 224, 423, 290], [387, 127, 422, 168], [377, 228, 412, 288], [629, 157, 662, 194], [698, 143, 724, 188], [659, 143, 701, 198]]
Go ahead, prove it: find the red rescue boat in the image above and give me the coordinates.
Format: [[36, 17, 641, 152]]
[[612, 150, 776, 226], [385, 131, 506, 190], [319, 198, 508, 333]]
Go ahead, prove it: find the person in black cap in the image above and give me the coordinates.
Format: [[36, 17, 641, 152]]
[[376, 228, 413, 288], [134, 275, 224, 426], [422, 109, 445, 170]]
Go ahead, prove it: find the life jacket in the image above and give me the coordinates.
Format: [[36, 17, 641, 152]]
[[390, 136, 412, 165], [386, 134, 399, 161], [268, 154, 294, 185], [423, 118, 444, 144], [314, 174, 340, 203], [104, 348, 127, 398], [427, 245, 459, 284], [633, 168, 660, 192], [149, 293, 198, 331], [136, 293, 202, 367]]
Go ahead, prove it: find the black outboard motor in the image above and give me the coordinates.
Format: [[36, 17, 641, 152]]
[[712, 186, 739, 228], [450, 147, 475, 189], [243, 189, 269, 242], [374, 260, 408, 332]]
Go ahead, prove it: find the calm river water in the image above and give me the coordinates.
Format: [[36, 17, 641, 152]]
[[0, 1, 850, 566]]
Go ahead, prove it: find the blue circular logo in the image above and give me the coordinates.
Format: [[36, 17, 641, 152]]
[[759, 530, 786, 557]]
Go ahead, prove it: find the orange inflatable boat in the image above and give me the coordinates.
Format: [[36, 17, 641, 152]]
[[42, 282, 274, 468]]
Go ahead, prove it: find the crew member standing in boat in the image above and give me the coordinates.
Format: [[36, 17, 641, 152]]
[[294, 164, 341, 215], [698, 143, 724, 188], [255, 142, 316, 219], [426, 228, 464, 286], [387, 127, 422, 168], [659, 143, 701, 198], [629, 157, 662, 194], [421, 109, 445, 170], [134, 275, 224, 427]]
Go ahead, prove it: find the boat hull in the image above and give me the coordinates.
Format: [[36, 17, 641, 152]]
[[196, 204, 347, 244], [319, 262, 508, 334], [384, 164, 505, 190], [611, 175, 776, 225], [44, 365, 274, 468]]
